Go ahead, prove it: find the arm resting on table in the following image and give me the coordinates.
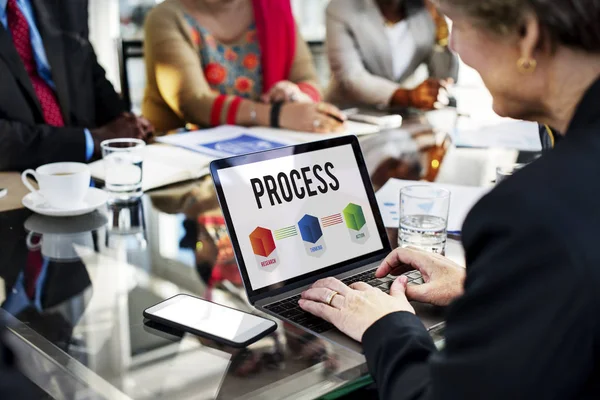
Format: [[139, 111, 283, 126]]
[[0, 120, 86, 171]]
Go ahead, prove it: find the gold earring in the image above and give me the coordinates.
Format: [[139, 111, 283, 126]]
[[517, 58, 537, 74]]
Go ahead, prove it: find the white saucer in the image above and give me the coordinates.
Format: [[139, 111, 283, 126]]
[[22, 187, 109, 217]]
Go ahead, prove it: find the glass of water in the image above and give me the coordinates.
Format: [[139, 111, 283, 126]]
[[101, 138, 145, 202], [399, 185, 450, 254]]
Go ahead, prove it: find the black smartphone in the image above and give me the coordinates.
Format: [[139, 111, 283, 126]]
[[143, 294, 277, 348]]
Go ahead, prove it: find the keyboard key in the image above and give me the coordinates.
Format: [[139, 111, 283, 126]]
[[367, 279, 384, 286], [407, 271, 422, 279], [413, 278, 424, 284], [269, 305, 285, 313], [302, 318, 321, 327], [281, 302, 298, 310], [280, 309, 301, 319], [289, 312, 311, 323]]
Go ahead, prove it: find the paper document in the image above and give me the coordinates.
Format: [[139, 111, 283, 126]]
[[90, 144, 213, 191], [157, 122, 380, 158], [452, 119, 541, 152], [157, 126, 295, 157], [248, 121, 379, 145], [376, 179, 490, 232]]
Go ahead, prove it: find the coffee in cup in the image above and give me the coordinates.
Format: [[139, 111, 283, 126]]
[[21, 162, 91, 209]]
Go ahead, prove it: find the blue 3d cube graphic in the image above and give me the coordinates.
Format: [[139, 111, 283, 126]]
[[298, 214, 323, 244]]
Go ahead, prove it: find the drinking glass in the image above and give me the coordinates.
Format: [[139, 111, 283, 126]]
[[101, 139, 145, 202], [399, 185, 450, 254]]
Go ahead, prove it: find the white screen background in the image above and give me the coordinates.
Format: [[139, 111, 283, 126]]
[[153, 296, 266, 340]]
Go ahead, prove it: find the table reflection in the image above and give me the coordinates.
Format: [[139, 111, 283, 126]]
[[0, 197, 368, 399], [107, 198, 148, 251]]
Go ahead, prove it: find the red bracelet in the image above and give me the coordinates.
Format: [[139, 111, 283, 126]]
[[210, 95, 227, 126], [226, 97, 243, 125]]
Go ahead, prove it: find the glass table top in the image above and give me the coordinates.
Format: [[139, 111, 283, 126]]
[[0, 197, 369, 400], [0, 119, 532, 399]]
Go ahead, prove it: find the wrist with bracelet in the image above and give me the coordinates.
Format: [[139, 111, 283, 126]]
[[391, 88, 413, 108], [249, 104, 257, 126]]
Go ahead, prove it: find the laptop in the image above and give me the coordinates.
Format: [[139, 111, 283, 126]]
[[210, 136, 444, 353]]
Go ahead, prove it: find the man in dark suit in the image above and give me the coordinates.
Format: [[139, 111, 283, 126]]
[[0, 0, 153, 171]]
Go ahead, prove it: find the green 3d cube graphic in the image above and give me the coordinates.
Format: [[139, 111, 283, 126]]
[[343, 203, 366, 231]]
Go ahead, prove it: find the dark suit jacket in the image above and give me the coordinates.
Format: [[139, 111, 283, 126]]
[[0, 0, 126, 171], [363, 77, 600, 399]]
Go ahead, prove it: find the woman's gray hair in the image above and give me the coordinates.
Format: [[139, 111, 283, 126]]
[[437, 0, 600, 52]]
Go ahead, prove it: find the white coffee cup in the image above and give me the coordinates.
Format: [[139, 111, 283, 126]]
[[21, 162, 91, 209]]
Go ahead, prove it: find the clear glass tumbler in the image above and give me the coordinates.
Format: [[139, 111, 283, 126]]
[[398, 185, 450, 254], [101, 138, 145, 202]]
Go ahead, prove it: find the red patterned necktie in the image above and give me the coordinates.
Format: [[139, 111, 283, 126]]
[[25, 244, 43, 300], [6, 0, 64, 126]]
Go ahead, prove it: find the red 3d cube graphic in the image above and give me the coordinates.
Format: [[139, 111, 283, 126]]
[[249, 227, 276, 257]]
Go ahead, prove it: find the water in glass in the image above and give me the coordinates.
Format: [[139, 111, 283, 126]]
[[398, 214, 447, 254]]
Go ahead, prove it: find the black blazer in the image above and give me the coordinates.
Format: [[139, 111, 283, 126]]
[[363, 77, 600, 399], [0, 0, 126, 171]]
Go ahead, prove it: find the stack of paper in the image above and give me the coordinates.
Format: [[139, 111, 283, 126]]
[[376, 179, 490, 232]]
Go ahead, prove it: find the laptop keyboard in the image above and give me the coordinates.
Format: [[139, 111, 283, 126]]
[[263, 268, 424, 333]]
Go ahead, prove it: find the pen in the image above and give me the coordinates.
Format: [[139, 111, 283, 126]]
[[323, 112, 346, 124]]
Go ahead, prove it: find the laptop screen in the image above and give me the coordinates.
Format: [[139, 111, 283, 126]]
[[216, 142, 385, 291]]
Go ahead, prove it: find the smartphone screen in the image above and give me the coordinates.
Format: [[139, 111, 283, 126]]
[[145, 295, 275, 345]]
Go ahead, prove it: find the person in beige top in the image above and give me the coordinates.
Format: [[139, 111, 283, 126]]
[[143, 0, 345, 134], [326, 0, 459, 109]]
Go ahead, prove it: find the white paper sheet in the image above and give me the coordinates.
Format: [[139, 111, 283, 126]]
[[155, 122, 379, 158], [156, 126, 297, 157], [90, 144, 213, 191], [376, 179, 490, 232], [452, 119, 542, 152], [250, 121, 380, 142]]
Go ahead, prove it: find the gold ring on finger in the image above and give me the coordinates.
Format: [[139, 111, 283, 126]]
[[325, 290, 338, 306]]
